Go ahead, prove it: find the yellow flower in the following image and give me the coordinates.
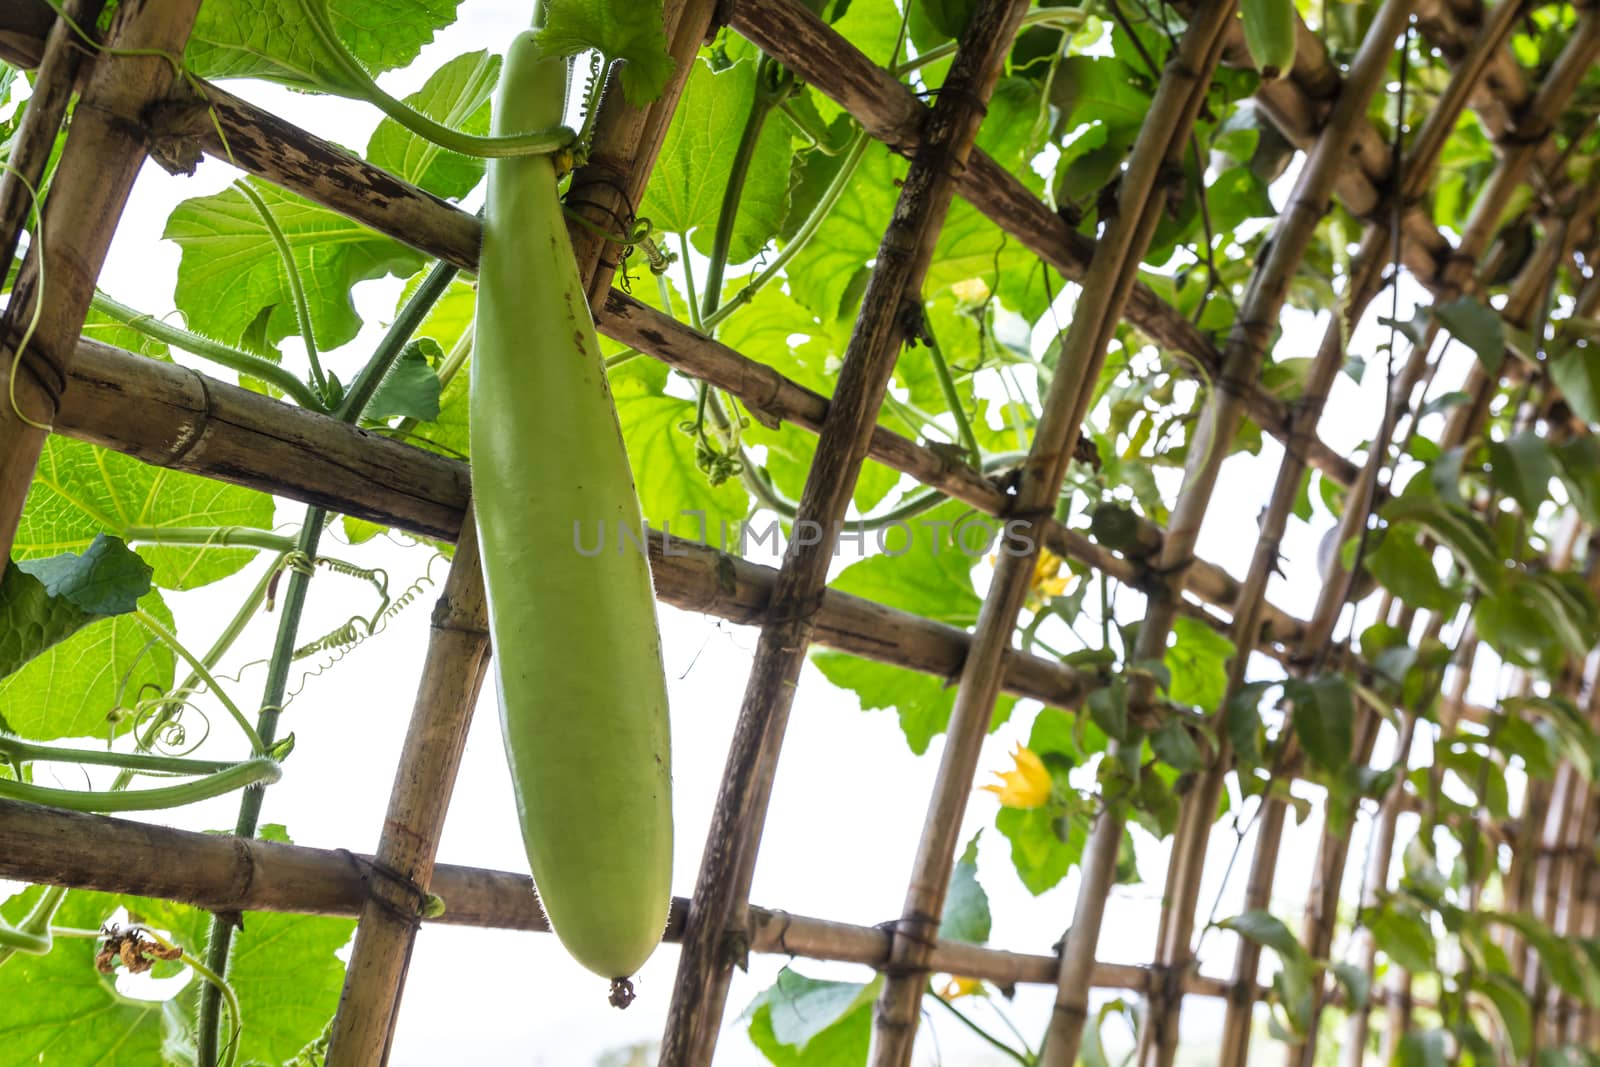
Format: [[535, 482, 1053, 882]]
[[1028, 548, 1071, 605], [951, 277, 991, 311], [981, 744, 1052, 809], [938, 975, 985, 999]]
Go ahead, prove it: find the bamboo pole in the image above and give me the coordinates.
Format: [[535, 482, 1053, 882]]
[[1137, 1, 1525, 1055], [660, 7, 1029, 1063], [1049, 4, 1419, 1065], [323, 521, 492, 1064], [0, 796, 1255, 999], [322, 5, 719, 1061], [0, 0, 104, 278], [0, 0, 204, 559], [1214, 37, 1600, 1058], [1337, 633, 1478, 1067], [865, 3, 1242, 1063]]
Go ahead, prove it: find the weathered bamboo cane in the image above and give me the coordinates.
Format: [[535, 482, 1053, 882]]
[[660, 7, 1029, 1063], [863, 3, 1242, 1062], [1137, 2, 1525, 1057], [1214, 36, 1600, 1055], [0, 0, 104, 279], [1048, 4, 1418, 1065], [0, 796, 1271, 999], [0, 0, 204, 559]]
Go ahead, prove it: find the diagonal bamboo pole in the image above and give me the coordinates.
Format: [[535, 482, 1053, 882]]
[[1338, 629, 1480, 1067], [0, 0, 104, 280], [0, 0, 204, 560], [323, 520, 491, 1065], [1043, 4, 1419, 1065], [322, 4, 718, 1063], [1137, 3, 1525, 1056], [660, 7, 1030, 1063], [1214, 31, 1600, 1056], [866, 4, 1241, 1064]]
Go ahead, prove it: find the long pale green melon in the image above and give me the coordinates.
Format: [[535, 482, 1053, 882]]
[[469, 27, 673, 986]]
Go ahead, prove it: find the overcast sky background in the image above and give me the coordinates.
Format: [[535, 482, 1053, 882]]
[[1, 3, 1517, 1063]]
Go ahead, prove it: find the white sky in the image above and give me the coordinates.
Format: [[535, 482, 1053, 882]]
[[3, 3, 1517, 1064]]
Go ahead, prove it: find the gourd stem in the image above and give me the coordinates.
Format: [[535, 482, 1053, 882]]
[[0, 757, 280, 812], [0, 886, 66, 962], [121, 526, 298, 553], [701, 55, 792, 320], [233, 180, 327, 400], [135, 610, 265, 755], [296, 0, 573, 159], [90, 292, 326, 411], [195, 508, 324, 1067], [114, 555, 286, 791], [337, 256, 462, 422], [927, 990, 1035, 1067], [0, 736, 241, 776]]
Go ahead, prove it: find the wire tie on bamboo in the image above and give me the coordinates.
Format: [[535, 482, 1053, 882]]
[[337, 849, 432, 930]]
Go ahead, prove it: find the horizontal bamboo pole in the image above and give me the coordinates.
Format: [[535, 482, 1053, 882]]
[[0, 797, 1454, 1013], [55, 337, 1496, 741], [0, 797, 1228, 999], [52, 338, 1099, 715]]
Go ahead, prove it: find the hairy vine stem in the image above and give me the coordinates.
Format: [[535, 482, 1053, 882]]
[[91, 291, 327, 411], [234, 180, 327, 402]]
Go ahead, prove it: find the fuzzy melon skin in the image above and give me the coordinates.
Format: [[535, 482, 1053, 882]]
[[469, 29, 673, 981]]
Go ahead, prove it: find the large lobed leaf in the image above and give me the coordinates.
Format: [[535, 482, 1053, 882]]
[[187, 0, 464, 89]]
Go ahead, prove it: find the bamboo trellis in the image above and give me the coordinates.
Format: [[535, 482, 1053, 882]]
[[1, 0, 1598, 1064]]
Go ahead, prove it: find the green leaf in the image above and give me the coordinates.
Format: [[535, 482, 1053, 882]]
[[1381, 494, 1504, 594], [915, 0, 975, 38], [1087, 676, 1133, 745], [1365, 532, 1457, 613], [186, 0, 461, 87], [1218, 910, 1306, 963], [1433, 297, 1504, 373], [218, 911, 356, 1065], [1163, 615, 1235, 711], [1552, 437, 1600, 525], [1396, 1029, 1448, 1067], [938, 835, 991, 944], [538, 0, 674, 107], [1224, 682, 1272, 768], [1150, 716, 1203, 774], [641, 58, 794, 266], [1488, 431, 1555, 514], [0, 889, 174, 1064], [365, 339, 443, 421], [1284, 674, 1354, 774], [16, 534, 152, 617], [995, 804, 1083, 895], [18, 437, 275, 591], [1481, 971, 1532, 1057], [1549, 347, 1600, 426], [813, 652, 1014, 755], [1, 562, 95, 680], [164, 179, 425, 356], [1329, 961, 1368, 1011], [743, 968, 879, 1066], [830, 553, 980, 628], [365, 49, 499, 199], [0, 588, 175, 742], [1367, 905, 1436, 973], [785, 141, 896, 319], [614, 394, 750, 536]]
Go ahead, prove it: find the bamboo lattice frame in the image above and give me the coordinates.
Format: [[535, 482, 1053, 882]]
[[0, 0, 1598, 1064]]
